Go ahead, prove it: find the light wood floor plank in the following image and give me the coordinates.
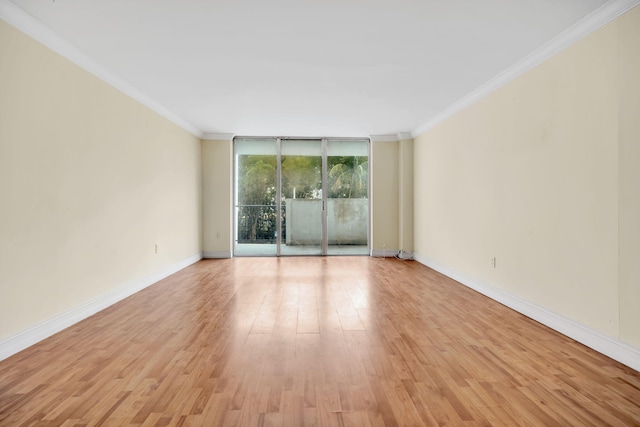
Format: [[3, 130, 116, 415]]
[[1, 257, 639, 426]]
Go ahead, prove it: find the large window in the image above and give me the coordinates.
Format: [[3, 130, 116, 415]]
[[234, 137, 369, 256]]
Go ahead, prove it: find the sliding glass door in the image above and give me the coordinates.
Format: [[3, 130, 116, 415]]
[[234, 137, 369, 256], [326, 139, 369, 255], [234, 139, 277, 256], [280, 139, 324, 255]]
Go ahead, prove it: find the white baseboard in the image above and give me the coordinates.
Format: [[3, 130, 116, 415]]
[[371, 248, 400, 257], [414, 253, 640, 373], [0, 252, 203, 362], [203, 251, 232, 259]]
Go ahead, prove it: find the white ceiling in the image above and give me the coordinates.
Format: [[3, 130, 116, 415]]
[[5, 0, 616, 137]]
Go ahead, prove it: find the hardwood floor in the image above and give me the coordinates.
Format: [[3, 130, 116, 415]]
[[1, 257, 639, 426]]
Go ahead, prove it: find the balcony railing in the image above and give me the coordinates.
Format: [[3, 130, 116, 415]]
[[235, 204, 285, 244]]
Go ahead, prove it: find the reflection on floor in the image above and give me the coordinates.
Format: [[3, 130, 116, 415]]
[[234, 243, 369, 256]]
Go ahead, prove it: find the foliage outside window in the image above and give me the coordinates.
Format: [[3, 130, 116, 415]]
[[237, 155, 368, 244]]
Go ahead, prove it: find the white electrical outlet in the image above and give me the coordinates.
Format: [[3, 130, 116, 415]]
[[155, 244, 159, 254], [216, 232, 220, 239], [490, 257, 496, 268]]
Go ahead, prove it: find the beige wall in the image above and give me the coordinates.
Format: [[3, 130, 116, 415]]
[[0, 20, 202, 341], [618, 6, 640, 345], [371, 137, 415, 256], [399, 137, 414, 253], [371, 141, 400, 254], [414, 6, 640, 345], [202, 139, 233, 257]]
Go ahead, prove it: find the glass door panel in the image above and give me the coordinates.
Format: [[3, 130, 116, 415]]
[[234, 138, 278, 256], [234, 137, 369, 257], [280, 139, 323, 256], [327, 139, 369, 255]]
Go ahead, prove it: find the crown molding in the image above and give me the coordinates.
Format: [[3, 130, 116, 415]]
[[0, 0, 203, 139], [201, 132, 235, 141], [370, 133, 412, 142], [370, 134, 399, 142], [396, 132, 413, 141], [412, 0, 640, 138]]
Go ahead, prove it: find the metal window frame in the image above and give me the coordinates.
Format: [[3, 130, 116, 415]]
[[233, 136, 371, 257]]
